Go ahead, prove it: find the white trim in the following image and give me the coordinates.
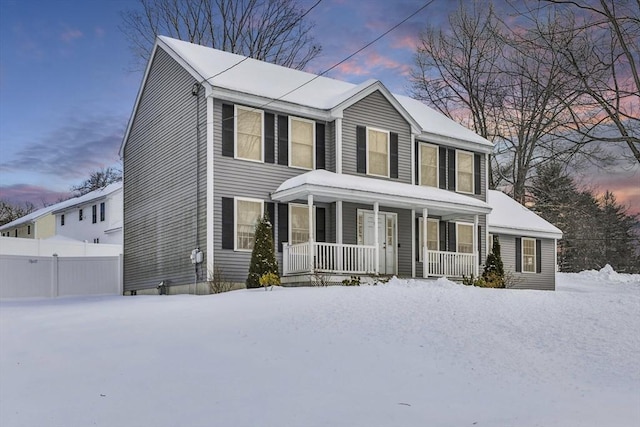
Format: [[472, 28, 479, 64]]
[[488, 225, 561, 240], [455, 149, 474, 194], [336, 118, 343, 174], [418, 141, 439, 188], [288, 116, 316, 170], [455, 222, 474, 254], [206, 96, 214, 278], [485, 152, 490, 200], [234, 105, 264, 163], [365, 126, 391, 178], [336, 201, 343, 244], [233, 197, 264, 252], [411, 209, 415, 277], [521, 237, 537, 274], [410, 134, 416, 185]]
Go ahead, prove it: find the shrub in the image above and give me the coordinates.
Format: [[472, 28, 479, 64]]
[[208, 266, 233, 294], [342, 276, 361, 286], [259, 272, 280, 290], [482, 236, 505, 288], [246, 214, 279, 289]]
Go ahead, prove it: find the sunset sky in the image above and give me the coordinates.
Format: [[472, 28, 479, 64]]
[[0, 0, 637, 214]]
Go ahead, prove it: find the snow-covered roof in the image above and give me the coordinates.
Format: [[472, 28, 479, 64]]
[[51, 182, 122, 214], [272, 170, 491, 215], [121, 36, 494, 154], [0, 204, 57, 230], [487, 190, 562, 239]]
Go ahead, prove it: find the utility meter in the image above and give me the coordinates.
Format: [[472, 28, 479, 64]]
[[190, 248, 203, 264]]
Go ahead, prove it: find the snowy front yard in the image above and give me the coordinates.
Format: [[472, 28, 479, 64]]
[[1, 267, 639, 427]]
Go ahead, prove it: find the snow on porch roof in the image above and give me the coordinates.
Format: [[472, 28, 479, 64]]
[[272, 170, 492, 214], [488, 190, 563, 239]]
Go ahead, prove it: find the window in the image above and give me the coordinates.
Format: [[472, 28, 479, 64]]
[[289, 204, 315, 244], [61, 214, 65, 226], [457, 223, 474, 253], [235, 105, 263, 162], [418, 218, 439, 260], [235, 198, 263, 251], [92, 205, 97, 224], [290, 117, 314, 169], [367, 128, 389, 177], [93, 238, 100, 244], [456, 150, 474, 193], [420, 143, 438, 187], [27, 225, 31, 235], [14, 230, 17, 237], [100, 202, 105, 222], [522, 237, 536, 273], [79, 209, 83, 221]]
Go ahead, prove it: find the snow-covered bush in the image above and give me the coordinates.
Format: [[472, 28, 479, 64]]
[[246, 214, 279, 289]]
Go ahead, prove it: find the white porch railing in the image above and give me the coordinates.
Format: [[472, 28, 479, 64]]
[[283, 242, 376, 275], [425, 250, 477, 277]]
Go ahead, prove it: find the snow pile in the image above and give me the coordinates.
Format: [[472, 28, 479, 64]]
[[1, 269, 639, 427], [558, 264, 640, 294]]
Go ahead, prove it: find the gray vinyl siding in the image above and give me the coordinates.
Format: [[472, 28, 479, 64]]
[[342, 202, 412, 277], [123, 47, 207, 291], [498, 234, 556, 290], [342, 91, 412, 183]]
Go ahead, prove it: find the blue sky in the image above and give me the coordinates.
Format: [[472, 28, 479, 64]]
[[0, 0, 637, 213]]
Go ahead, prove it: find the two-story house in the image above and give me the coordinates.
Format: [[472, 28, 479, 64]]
[[120, 36, 560, 293], [0, 206, 56, 239]]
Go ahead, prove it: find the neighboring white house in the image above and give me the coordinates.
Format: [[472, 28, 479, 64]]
[[51, 182, 123, 245]]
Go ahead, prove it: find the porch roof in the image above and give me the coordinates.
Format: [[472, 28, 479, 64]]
[[271, 170, 492, 215]]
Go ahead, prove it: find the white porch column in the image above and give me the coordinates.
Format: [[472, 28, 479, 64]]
[[554, 239, 558, 272], [374, 201, 379, 275], [411, 209, 416, 278], [336, 200, 343, 272], [422, 208, 428, 278], [473, 214, 479, 277], [308, 194, 314, 274]]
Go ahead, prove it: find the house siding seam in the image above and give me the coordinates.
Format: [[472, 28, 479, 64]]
[[498, 234, 555, 290], [123, 47, 207, 291], [342, 90, 412, 184]]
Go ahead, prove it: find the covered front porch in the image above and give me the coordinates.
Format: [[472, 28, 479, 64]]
[[272, 170, 491, 280]]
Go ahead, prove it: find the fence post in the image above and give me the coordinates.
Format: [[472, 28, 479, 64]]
[[51, 254, 59, 297]]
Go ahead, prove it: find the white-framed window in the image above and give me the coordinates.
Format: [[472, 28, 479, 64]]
[[61, 214, 65, 226], [367, 127, 390, 178], [235, 105, 263, 162], [79, 209, 84, 221], [418, 218, 440, 260], [456, 222, 474, 254], [289, 116, 315, 170], [522, 237, 536, 273], [289, 203, 315, 245], [419, 142, 438, 187], [234, 197, 263, 251], [456, 150, 474, 194]]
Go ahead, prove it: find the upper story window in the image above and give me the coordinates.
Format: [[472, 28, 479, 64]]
[[92, 205, 97, 224], [235, 105, 263, 162], [456, 150, 474, 194], [289, 117, 315, 170], [456, 223, 474, 254], [100, 202, 105, 222], [61, 214, 65, 226], [419, 142, 438, 187], [367, 127, 390, 178], [79, 209, 83, 221], [235, 197, 263, 251], [522, 237, 536, 273]]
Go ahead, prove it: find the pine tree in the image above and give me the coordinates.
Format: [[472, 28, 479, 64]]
[[246, 213, 279, 288], [482, 236, 505, 287]]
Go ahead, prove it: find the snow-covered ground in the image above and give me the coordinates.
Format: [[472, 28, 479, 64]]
[[1, 267, 638, 427]]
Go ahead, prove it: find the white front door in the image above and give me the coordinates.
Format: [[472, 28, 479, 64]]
[[362, 211, 397, 275]]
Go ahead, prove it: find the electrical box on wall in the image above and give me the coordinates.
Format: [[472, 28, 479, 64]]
[[190, 248, 203, 264]]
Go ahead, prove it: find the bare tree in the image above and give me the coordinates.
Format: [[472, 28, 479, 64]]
[[71, 167, 122, 196], [120, 0, 322, 70], [0, 200, 36, 227]]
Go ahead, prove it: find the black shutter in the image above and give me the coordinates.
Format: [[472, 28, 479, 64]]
[[536, 239, 542, 273], [415, 217, 420, 261], [447, 148, 456, 191], [439, 221, 446, 251], [316, 207, 326, 242], [515, 237, 522, 272], [265, 202, 275, 241], [356, 125, 366, 173], [264, 113, 275, 164], [222, 104, 234, 157], [439, 146, 447, 189], [474, 153, 481, 195], [278, 203, 288, 252], [316, 123, 325, 170], [390, 132, 399, 178], [448, 222, 456, 252], [222, 197, 234, 249], [278, 115, 288, 165], [477, 225, 482, 264]]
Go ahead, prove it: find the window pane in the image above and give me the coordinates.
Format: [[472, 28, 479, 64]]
[[237, 109, 262, 161], [291, 119, 314, 169], [420, 144, 438, 187], [291, 205, 310, 244], [368, 129, 388, 176], [419, 220, 439, 259], [458, 224, 473, 253], [236, 199, 261, 250], [457, 152, 473, 193], [523, 238, 536, 272]]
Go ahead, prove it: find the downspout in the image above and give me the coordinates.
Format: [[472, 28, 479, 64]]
[[192, 82, 201, 294]]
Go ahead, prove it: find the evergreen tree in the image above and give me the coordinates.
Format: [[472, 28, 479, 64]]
[[482, 236, 505, 287], [246, 213, 279, 288]]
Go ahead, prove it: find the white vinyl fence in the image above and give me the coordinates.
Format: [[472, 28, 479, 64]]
[[0, 236, 122, 257]]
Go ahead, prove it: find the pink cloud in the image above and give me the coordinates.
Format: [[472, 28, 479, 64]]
[[0, 184, 71, 208], [60, 28, 83, 42], [335, 51, 412, 78]]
